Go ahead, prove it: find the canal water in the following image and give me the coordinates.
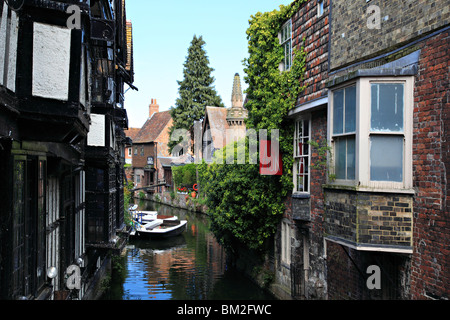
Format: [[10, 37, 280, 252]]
[[102, 201, 275, 300]]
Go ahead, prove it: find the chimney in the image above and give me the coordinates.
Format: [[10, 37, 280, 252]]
[[149, 99, 159, 118]]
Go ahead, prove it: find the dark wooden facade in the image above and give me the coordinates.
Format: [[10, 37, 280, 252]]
[[0, 0, 134, 300]]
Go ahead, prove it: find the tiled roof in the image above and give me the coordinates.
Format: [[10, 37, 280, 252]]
[[124, 127, 140, 141], [203, 106, 229, 149], [134, 111, 172, 143]]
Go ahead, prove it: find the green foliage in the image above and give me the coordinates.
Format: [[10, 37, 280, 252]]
[[201, 2, 307, 252], [123, 180, 134, 226], [243, 2, 307, 194], [172, 163, 197, 188], [198, 140, 286, 251], [168, 35, 225, 153], [308, 140, 336, 182]]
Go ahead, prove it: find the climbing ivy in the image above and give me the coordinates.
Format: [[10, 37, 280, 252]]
[[243, 2, 307, 192], [201, 2, 307, 252]]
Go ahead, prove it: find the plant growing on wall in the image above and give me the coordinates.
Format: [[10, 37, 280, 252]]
[[308, 140, 336, 182], [201, 2, 307, 252]]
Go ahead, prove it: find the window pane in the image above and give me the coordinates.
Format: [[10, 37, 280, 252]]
[[318, 0, 324, 16], [284, 41, 292, 70], [370, 135, 403, 182], [333, 89, 344, 134], [346, 137, 355, 180], [335, 137, 355, 180], [304, 120, 309, 138], [335, 138, 346, 179], [345, 86, 356, 133], [371, 83, 404, 132]]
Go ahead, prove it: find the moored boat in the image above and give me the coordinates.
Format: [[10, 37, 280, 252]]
[[129, 205, 187, 239], [131, 219, 188, 239]]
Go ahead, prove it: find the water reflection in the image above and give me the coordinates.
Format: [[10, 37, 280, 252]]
[[105, 201, 274, 301]]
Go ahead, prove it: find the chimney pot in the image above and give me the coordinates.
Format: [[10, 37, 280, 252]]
[[149, 99, 159, 118]]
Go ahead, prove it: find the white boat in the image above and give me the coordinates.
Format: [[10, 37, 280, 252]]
[[131, 209, 178, 224], [131, 219, 188, 239], [129, 206, 186, 239]]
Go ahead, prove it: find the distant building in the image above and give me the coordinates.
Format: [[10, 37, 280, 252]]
[[132, 99, 173, 191], [124, 127, 140, 165], [202, 73, 248, 162]]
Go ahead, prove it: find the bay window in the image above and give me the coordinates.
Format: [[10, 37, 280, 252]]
[[332, 85, 356, 180], [370, 83, 404, 182], [328, 77, 413, 190]]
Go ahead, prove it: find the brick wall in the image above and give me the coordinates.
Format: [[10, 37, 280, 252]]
[[155, 118, 173, 158], [411, 29, 450, 300], [324, 189, 414, 249], [132, 143, 155, 168], [292, 0, 329, 105], [324, 29, 449, 299], [309, 108, 327, 236], [326, 241, 365, 299], [281, 0, 331, 299], [329, 0, 450, 71], [358, 194, 413, 248], [327, 241, 411, 300]]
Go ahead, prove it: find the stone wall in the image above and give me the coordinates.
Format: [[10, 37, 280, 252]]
[[324, 189, 413, 249], [329, 0, 450, 71]]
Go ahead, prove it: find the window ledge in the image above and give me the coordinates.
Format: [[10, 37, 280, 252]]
[[323, 184, 416, 195], [292, 192, 311, 199], [325, 236, 413, 254]]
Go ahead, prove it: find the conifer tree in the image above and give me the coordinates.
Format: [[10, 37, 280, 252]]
[[169, 35, 224, 153]]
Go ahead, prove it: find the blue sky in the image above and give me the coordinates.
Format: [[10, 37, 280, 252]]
[[124, 0, 293, 128]]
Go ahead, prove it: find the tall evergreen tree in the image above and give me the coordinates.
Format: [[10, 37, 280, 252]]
[[169, 35, 224, 153]]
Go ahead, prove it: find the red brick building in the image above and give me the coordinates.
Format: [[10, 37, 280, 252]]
[[274, 0, 449, 300], [132, 99, 173, 191], [273, 0, 330, 300]]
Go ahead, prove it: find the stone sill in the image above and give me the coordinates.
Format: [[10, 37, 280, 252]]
[[325, 236, 413, 254], [292, 192, 311, 199], [323, 184, 416, 195]]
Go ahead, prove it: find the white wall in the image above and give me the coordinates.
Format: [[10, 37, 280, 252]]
[[0, 6, 19, 92], [87, 114, 106, 147], [32, 22, 71, 101]]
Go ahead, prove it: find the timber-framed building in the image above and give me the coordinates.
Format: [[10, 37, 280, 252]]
[[0, 0, 135, 300]]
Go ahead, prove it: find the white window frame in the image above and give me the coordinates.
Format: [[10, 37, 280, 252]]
[[280, 19, 292, 71], [317, 0, 324, 17], [293, 116, 311, 194], [281, 221, 291, 265], [328, 76, 414, 192]]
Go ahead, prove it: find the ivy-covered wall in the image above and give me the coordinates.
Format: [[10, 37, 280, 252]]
[[199, 2, 307, 252]]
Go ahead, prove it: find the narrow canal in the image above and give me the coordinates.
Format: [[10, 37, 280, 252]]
[[102, 201, 275, 300]]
